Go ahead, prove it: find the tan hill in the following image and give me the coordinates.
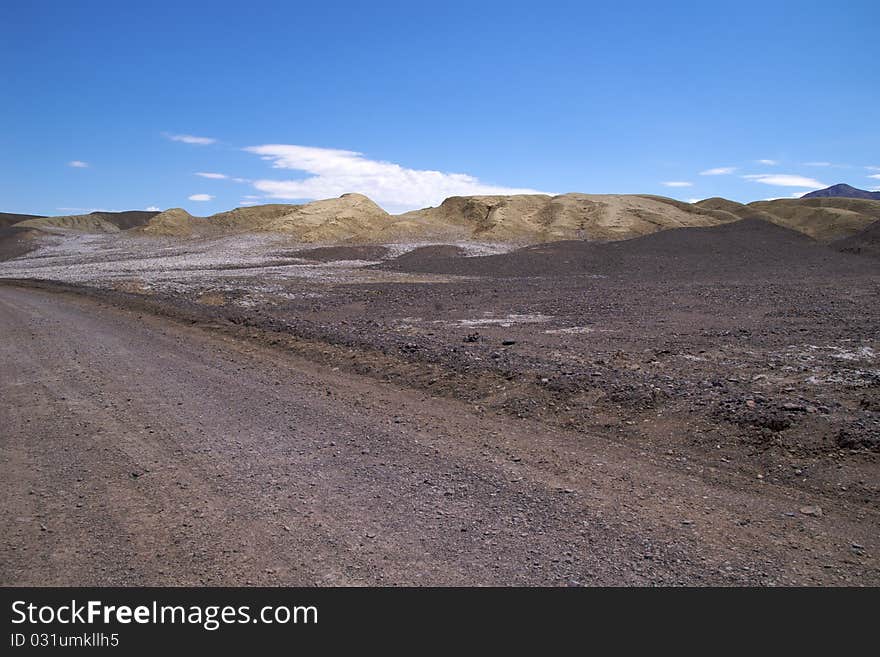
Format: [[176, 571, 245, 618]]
[[695, 197, 880, 242], [745, 198, 880, 242], [15, 210, 158, 233], [0, 212, 46, 229], [140, 193, 737, 243], [397, 193, 736, 242], [141, 194, 397, 241], [10, 196, 879, 246], [694, 197, 776, 222], [135, 208, 207, 237], [35, 193, 880, 246], [217, 194, 393, 241], [379, 218, 864, 279]]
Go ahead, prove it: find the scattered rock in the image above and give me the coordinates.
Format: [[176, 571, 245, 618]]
[[799, 505, 823, 517]]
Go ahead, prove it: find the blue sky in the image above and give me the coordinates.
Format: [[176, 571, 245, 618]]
[[1, 0, 878, 216]]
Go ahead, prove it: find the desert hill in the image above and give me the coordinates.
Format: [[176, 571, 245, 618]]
[[140, 193, 737, 243], [746, 197, 880, 242], [139, 208, 220, 238], [140, 195, 395, 240], [8, 193, 880, 247], [833, 219, 880, 258], [16, 210, 158, 233], [378, 218, 870, 279], [0, 226, 43, 261], [695, 196, 880, 242], [802, 183, 880, 201], [397, 193, 736, 242], [0, 212, 49, 261], [0, 212, 46, 229], [693, 198, 780, 224]]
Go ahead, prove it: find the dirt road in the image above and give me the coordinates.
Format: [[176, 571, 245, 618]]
[[1, 285, 876, 585]]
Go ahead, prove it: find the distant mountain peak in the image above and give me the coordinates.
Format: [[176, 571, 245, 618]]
[[802, 184, 880, 200]]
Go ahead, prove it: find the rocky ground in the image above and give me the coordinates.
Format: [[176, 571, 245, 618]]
[[1, 221, 878, 585]]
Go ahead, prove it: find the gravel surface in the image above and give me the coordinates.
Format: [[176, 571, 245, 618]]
[[1, 220, 878, 585], [2, 286, 878, 586]]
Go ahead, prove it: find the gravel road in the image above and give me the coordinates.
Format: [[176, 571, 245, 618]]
[[1, 285, 877, 585]]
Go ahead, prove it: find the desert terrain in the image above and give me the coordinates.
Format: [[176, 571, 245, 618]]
[[1, 192, 878, 586]]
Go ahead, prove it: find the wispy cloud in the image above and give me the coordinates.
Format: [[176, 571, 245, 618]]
[[188, 193, 214, 201], [145, 206, 161, 211], [167, 133, 216, 145], [869, 173, 880, 180], [243, 144, 548, 212], [68, 160, 89, 168], [194, 172, 251, 183], [756, 159, 778, 166], [743, 174, 826, 189], [699, 167, 736, 176], [866, 166, 880, 171], [804, 161, 852, 169], [660, 181, 693, 187]]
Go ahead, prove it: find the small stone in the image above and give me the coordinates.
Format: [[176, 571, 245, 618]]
[[799, 505, 823, 517]]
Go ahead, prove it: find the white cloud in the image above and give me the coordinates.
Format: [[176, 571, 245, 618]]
[[145, 206, 161, 211], [167, 134, 216, 145], [188, 194, 214, 201], [687, 198, 703, 203], [699, 167, 736, 176], [239, 201, 260, 206], [868, 174, 880, 180], [866, 166, 880, 171], [68, 160, 89, 168], [803, 161, 831, 167], [243, 144, 548, 212], [194, 172, 251, 183], [661, 181, 693, 187], [756, 159, 778, 165], [742, 174, 826, 189]]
